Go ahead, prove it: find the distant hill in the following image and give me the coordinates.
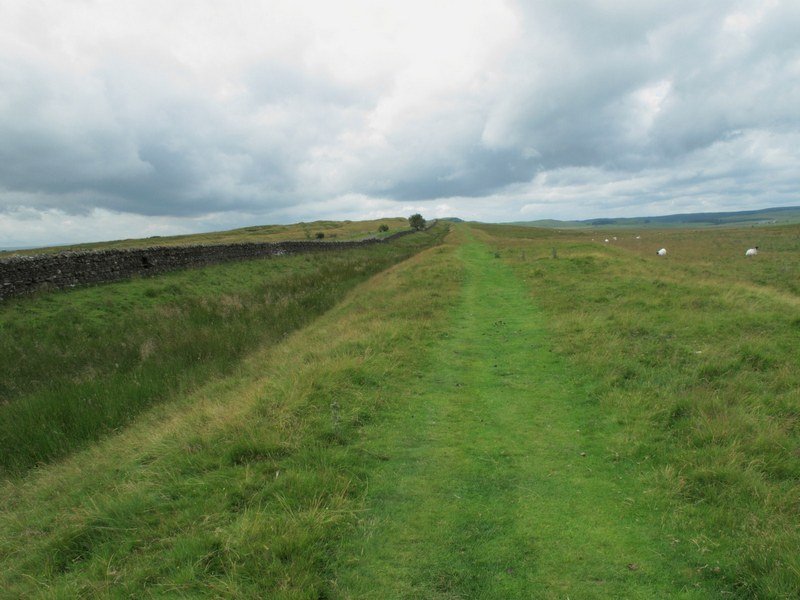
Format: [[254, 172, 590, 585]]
[[0, 217, 411, 257], [508, 206, 800, 229]]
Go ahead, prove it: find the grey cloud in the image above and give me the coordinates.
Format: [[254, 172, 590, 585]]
[[0, 57, 146, 203], [521, 128, 800, 220], [244, 62, 374, 108], [481, 0, 800, 176], [0, 51, 310, 217], [371, 145, 540, 201], [2, 0, 799, 237]]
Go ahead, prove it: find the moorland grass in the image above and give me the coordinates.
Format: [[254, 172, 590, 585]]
[[0, 226, 444, 475], [0, 227, 462, 598], [474, 222, 800, 597]]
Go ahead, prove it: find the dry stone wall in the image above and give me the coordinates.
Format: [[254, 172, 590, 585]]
[[0, 229, 418, 301]]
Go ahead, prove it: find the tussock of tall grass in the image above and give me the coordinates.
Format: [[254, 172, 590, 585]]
[[477, 222, 800, 596], [0, 228, 462, 597], [0, 227, 445, 475]]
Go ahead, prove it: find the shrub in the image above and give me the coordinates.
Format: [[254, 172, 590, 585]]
[[409, 214, 426, 231], [378, 224, 389, 232], [315, 232, 325, 239]]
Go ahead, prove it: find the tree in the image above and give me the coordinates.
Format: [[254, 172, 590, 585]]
[[408, 214, 426, 231]]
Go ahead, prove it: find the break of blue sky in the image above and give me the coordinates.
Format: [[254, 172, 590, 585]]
[[1, 0, 799, 246]]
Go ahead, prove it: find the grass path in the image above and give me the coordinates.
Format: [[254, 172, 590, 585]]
[[2, 227, 794, 596], [335, 239, 708, 598]]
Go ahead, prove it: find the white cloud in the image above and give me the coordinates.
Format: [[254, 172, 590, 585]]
[[1, 0, 799, 245]]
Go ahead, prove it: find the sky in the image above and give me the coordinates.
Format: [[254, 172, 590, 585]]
[[1, 0, 799, 247]]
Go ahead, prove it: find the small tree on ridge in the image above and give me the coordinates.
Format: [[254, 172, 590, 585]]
[[409, 214, 426, 231]]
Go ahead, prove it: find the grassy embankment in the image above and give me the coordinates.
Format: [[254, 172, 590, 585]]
[[0, 224, 461, 597], [0, 224, 443, 475], [473, 222, 800, 597], [0, 218, 410, 257]]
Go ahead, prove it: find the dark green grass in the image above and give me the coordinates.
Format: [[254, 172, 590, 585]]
[[474, 223, 800, 597], [0, 227, 445, 475]]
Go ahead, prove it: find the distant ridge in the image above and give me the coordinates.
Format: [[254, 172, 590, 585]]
[[508, 205, 800, 228]]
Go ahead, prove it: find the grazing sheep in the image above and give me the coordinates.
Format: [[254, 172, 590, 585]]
[[657, 248, 667, 256], [604, 238, 610, 243], [745, 246, 759, 257]]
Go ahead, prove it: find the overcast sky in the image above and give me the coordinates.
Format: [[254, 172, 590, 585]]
[[1, 0, 799, 246]]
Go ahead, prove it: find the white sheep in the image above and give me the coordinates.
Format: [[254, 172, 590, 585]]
[[657, 248, 667, 256], [745, 246, 759, 257], [604, 238, 610, 243]]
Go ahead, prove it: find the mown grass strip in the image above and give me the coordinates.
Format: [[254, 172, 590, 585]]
[[333, 235, 714, 598], [0, 228, 443, 475], [0, 231, 463, 597]]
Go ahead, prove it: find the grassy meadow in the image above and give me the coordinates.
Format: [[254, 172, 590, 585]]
[[474, 222, 800, 596], [1, 220, 798, 597]]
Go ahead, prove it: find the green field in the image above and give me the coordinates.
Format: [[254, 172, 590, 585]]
[[1, 221, 798, 597]]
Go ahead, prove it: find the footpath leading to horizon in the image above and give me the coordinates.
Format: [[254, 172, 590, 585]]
[[332, 236, 708, 598], [2, 224, 789, 597]]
